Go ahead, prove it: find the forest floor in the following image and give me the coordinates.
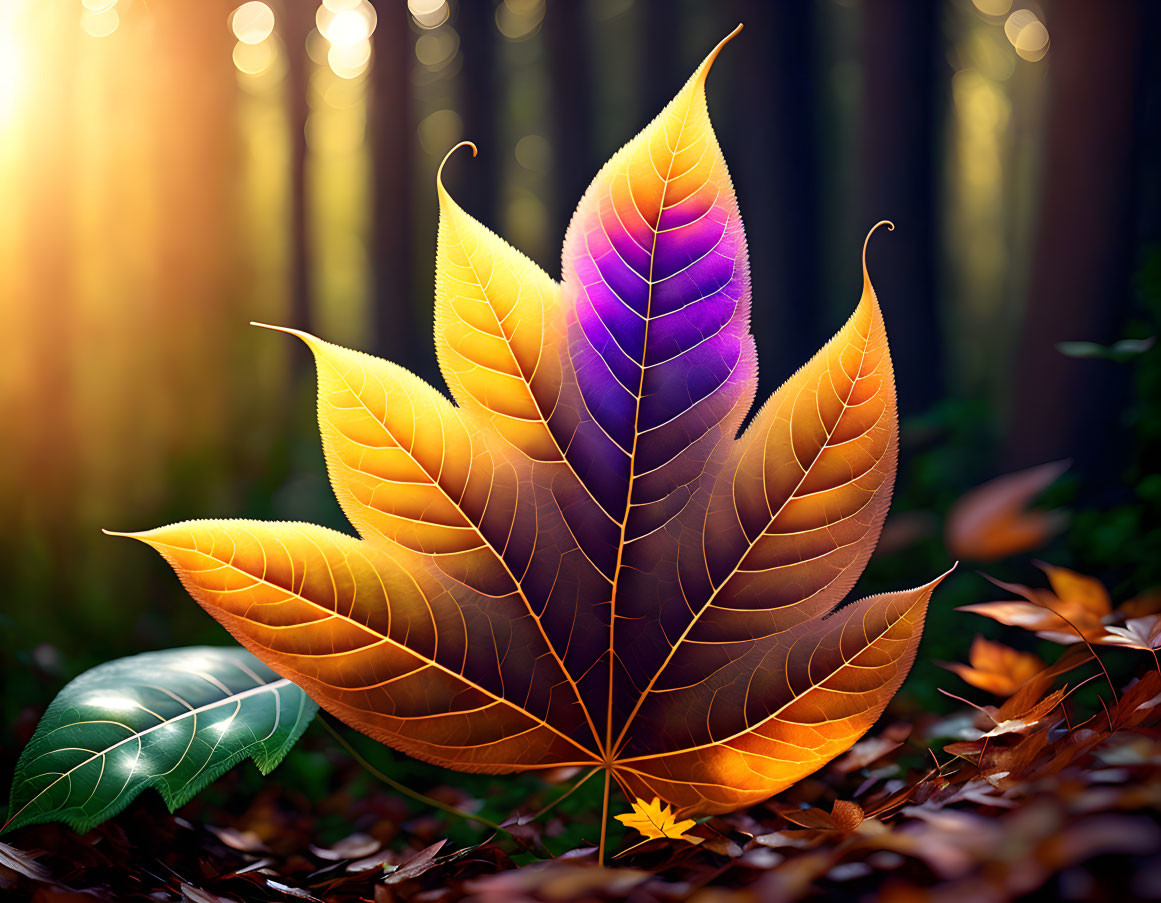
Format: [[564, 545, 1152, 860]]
[[3, 636, 1161, 903]]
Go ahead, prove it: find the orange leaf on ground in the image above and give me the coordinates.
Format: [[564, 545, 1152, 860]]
[[944, 460, 1068, 561], [959, 564, 1111, 645], [944, 636, 1046, 697]]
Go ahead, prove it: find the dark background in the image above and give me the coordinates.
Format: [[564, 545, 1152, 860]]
[[2, 0, 1159, 800]]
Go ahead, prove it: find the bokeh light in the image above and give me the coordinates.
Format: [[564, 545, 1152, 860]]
[[971, 0, 1013, 16], [515, 134, 550, 173], [417, 108, 463, 155], [81, 5, 119, 39], [496, 0, 544, 41], [306, 28, 329, 65], [1004, 9, 1049, 62], [328, 40, 372, 80], [232, 37, 278, 77], [415, 28, 459, 70], [408, 0, 449, 30], [317, 0, 375, 80], [230, 2, 275, 46]]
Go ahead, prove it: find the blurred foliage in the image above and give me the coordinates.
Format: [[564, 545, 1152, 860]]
[[1068, 246, 1161, 596]]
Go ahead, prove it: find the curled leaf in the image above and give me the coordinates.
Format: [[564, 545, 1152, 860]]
[[1099, 615, 1161, 652]]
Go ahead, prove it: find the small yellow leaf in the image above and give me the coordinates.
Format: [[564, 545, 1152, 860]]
[[614, 797, 703, 845]]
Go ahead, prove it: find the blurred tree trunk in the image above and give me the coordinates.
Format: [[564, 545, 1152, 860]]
[[151, 0, 238, 467], [22, 5, 79, 564], [280, 0, 314, 369], [1004, 0, 1139, 476], [859, 0, 944, 415], [729, 0, 822, 398], [457, 0, 498, 227], [1137, 2, 1161, 249], [642, 0, 681, 121], [545, 0, 595, 250], [370, 2, 418, 369]]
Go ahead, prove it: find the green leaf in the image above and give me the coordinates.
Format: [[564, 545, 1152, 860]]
[[1057, 337, 1155, 361], [4, 647, 317, 833]]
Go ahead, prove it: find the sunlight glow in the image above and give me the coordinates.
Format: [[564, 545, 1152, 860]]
[[175, 653, 215, 671], [0, 17, 22, 127], [81, 6, 120, 39], [121, 751, 144, 773], [87, 694, 140, 712]]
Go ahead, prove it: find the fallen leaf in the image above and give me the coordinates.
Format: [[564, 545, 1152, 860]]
[[181, 884, 239, 903], [834, 724, 912, 774], [309, 832, 381, 861], [960, 566, 1111, 644], [1098, 614, 1161, 651], [207, 826, 269, 854], [0, 841, 51, 885], [264, 879, 323, 901], [1111, 671, 1161, 730], [615, 798, 702, 846], [830, 800, 865, 834], [382, 840, 447, 885], [943, 636, 1045, 697], [945, 460, 1069, 561], [1040, 563, 1112, 619], [1118, 589, 1161, 619]]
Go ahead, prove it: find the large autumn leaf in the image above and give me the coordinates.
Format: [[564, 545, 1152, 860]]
[[113, 27, 944, 823]]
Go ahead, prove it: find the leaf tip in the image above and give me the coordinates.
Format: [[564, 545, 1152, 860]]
[[695, 24, 743, 87], [103, 528, 167, 550], [436, 140, 479, 202], [251, 321, 303, 338], [860, 221, 894, 300], [250, 322, 322, 354]]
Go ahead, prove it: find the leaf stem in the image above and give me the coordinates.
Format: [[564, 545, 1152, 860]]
[[599, 768, 611, 866], [529, 766, 602, 821], [319, 714, 506, 835]]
